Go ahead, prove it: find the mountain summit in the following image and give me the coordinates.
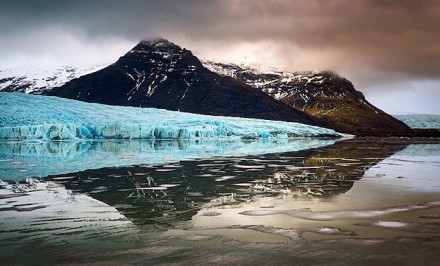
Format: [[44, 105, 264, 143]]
[[48, 39, 322, 126]]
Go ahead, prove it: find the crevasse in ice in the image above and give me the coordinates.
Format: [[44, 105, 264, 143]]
[[0, 93, 344, 140]]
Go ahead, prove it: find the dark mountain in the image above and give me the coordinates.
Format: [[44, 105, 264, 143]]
[[204, 61, 411, 136], [48, 39, 322, 127]]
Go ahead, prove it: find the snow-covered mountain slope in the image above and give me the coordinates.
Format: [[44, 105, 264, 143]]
[[0, 65, 104, 94], [202, 61, 365, 109], [0, 93, 346, 141], [47, 39, 323, 127], [394, 114, 440, 129], [203, 61, 410, 135]]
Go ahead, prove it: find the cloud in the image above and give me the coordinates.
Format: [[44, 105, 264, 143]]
[[0, 26, 133, 68], [1, 0, 439, 113], [2, 0, 439, 77]]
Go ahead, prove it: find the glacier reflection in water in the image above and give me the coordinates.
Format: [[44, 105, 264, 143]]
[[1, 139, 439, 265], [49, 138, 407, 227], [0, 138, 337, 180]]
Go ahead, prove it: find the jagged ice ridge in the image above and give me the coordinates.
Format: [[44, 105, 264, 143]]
[[0, 93, 345, 141]]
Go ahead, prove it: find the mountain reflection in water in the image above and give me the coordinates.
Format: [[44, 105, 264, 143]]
[[1, 139, 439, 265], [6, 139, 408, 227]]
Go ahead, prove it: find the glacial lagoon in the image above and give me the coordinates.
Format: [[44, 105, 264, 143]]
[[0, 138, 439, 265]]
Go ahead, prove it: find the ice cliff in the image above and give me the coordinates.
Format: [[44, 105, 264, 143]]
[[0, 93, 345, 141]]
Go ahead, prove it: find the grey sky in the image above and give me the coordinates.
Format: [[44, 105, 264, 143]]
[[1, 0, 439, 114]]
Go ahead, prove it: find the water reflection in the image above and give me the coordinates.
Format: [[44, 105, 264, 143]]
[[2, 139, 440, 265], [0, 178, 137, 263], [37, 139, 408, 227], [0, 138, 337, 180]]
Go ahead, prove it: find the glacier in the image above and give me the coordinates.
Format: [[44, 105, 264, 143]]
[[0, 138, 338, 180], [394, 114, 440, 129], [0, 93, 346, 141]]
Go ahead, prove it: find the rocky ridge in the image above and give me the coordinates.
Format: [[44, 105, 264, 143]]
[[203, 61, 410, 135]]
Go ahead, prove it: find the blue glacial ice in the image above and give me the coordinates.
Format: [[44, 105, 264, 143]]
[[394, 114, 440, 129], [0, 138, 338, 180], [0, 93, 346, 140]]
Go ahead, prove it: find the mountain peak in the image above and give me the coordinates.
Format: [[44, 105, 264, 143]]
[[138, 37, 171, 46], [132, 38, 183, 53], [48, 39, 323, 127]]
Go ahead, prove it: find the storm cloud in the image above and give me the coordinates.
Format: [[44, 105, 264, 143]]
[[1, 0, 439, 113]]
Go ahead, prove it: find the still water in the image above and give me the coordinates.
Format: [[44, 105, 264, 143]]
[[0, 138, 439, 265]]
